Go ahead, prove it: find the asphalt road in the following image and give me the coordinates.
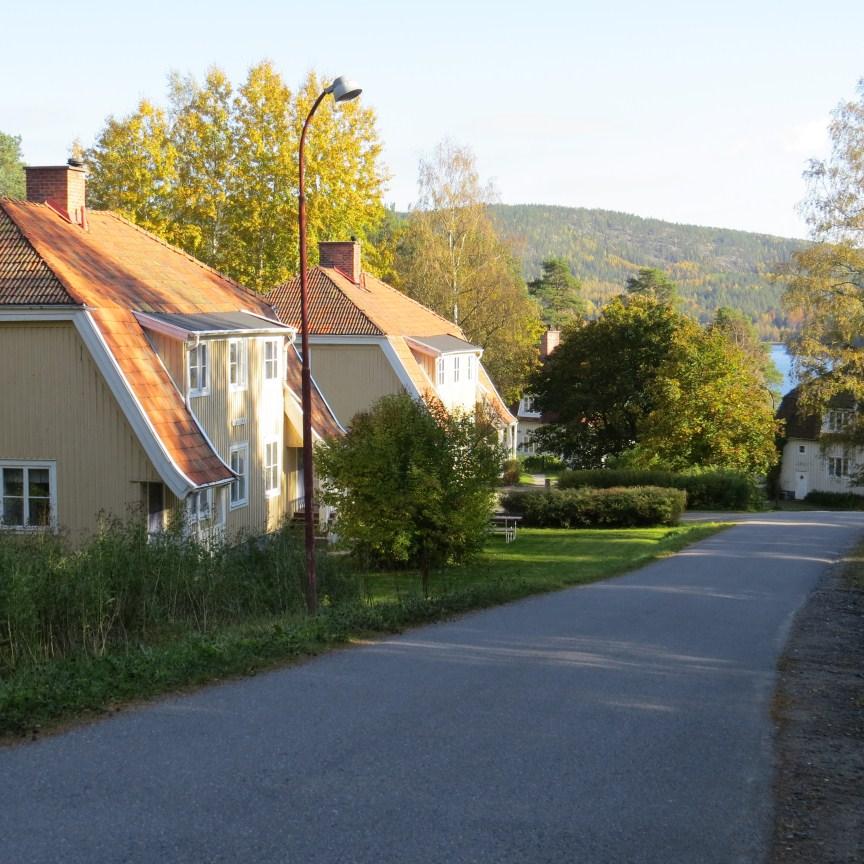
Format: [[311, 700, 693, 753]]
[[2, 511, 862, 864]]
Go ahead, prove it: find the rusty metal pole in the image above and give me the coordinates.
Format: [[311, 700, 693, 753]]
[[298, 90, 327, 616]]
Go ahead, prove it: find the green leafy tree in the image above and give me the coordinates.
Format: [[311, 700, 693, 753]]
[[316, 394, 504, 595], [532, 293, 778, 474], [395, 141, 543, 402], [167, 67, 235, 265], [625, 267, 677, 304], [711, 306, 782, 392], [85, 100, 178, 240], [85, 63, 388, 291], [527, 258, 586, 327], [531, 294, 680, 466], [785, 78, 864, 425], [637, 321, 780, 474], [0, 132, 25, 198]]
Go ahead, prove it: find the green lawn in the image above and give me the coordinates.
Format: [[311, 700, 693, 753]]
[[361, 524, 727, 601]]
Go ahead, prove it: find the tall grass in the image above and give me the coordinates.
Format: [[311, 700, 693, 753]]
[[0, 516, 356, 672]]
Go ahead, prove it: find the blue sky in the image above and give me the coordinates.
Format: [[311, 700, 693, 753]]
[[4, 0, 862, 238]]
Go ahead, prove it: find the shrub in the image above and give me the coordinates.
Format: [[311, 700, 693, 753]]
[[501, 459, 522, 485], [556, 468, 759, 510], [316, 394, 504, 594], [803, 490, 864, 509], [500, 486, 686, 528], [522, 454, 566, 474]]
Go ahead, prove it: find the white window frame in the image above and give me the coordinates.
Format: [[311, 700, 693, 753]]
[[264, 438, 280, 497], [0, 460, 57, 531], [187, 487, 213, 522], [228, 339, 248, 392], [453, 355, 461, 383], [827, 456, 850, 478], [466, 354, 474, 381], [188, 343, 210, 397], [436, 357, 445, 385], [263, 338, 280, 383], [827, 409, 853, 432], [229, 443, 249, 509]]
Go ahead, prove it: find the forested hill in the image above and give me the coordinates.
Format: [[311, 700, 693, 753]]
[[488, 204, 806, 340]]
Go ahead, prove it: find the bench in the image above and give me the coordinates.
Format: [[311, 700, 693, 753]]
[[490, 513, 522, 543]]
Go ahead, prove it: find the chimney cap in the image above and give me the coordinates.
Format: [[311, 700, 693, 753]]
[[67, 157, 84, 168]]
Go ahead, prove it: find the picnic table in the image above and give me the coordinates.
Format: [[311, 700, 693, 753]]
[[490, 513, 522, 543]]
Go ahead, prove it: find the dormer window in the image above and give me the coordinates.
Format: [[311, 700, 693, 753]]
[[466, 354, 474, 381], [436, 357, 445, 385], [188, 343, 209, 396], [453, 355, 461, 383]]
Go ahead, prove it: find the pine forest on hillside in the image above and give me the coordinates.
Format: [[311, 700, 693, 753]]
[[487, 204, 806, 340]]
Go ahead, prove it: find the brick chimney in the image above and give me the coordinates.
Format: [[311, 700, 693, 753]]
[[319, 240, 361, 284], [540, 329, 561, 358], [25, 160, 87, 227]]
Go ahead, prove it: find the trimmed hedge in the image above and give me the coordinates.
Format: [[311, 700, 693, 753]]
[[501, 486, 686, 528], [556, 468, 759, 510], [803, 490, 864, 509], [522, 454, 566, 474]]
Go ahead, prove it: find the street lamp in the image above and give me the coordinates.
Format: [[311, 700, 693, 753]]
[[298, 75, 362, 615]]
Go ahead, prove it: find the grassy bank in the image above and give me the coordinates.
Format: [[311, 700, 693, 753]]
[[0, 522, 726, 739]]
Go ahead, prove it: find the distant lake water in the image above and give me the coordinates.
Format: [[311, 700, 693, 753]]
[[770, 343, 796, 395]]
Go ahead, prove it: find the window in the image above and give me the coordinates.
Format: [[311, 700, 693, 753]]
[[264, 439, 280, 496], [436, 357, 445, 385], [827, 409, 853, 432], [828, 456, 850, 478], [466, 354, 474, 381], [228, 339, 248, 391], [230, 443, 249, 509], [187, 487, 213, 522], [263, 339, 280, 382], [799, 445, 806, 454], [188, 343, 209, 395], [453, 355, 461, 383], [1, 461, 56, 530]]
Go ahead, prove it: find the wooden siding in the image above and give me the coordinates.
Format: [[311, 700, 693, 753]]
[[146, 329, 184, 389], [779, 437, 864, 499], [0, 321, 160, 539], [307, 343, 404, 427], [170, 335, 291, 534]]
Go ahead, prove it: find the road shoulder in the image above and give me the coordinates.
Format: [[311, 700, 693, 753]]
[[770, 547, 864, 863]]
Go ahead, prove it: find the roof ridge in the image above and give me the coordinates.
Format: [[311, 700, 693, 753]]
[[359, 270, 467, 337], [300, 267, 383, 335], [101, 211, 268, 304], [0, 200, 82, 305]]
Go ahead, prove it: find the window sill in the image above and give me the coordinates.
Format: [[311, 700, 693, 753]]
[[229, 499, 248, 511]]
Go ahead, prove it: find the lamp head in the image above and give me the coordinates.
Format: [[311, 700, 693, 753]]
[[327, 76, 362, 103]]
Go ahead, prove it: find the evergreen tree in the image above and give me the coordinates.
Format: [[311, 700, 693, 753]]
[[527, 258, 586, 327]]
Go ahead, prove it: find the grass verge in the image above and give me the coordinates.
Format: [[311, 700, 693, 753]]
[[0, 522, 727, 741]]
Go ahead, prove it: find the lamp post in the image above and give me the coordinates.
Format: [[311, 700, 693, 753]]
[[298, 75, 362, 615]]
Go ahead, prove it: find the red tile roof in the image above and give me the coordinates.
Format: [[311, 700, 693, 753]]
[[269, 268, 382, 335], [1, 200, 281, 488], [268, 264, 516, 427], [269, 267, 464, 338], [0, 205, 75, 305]]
